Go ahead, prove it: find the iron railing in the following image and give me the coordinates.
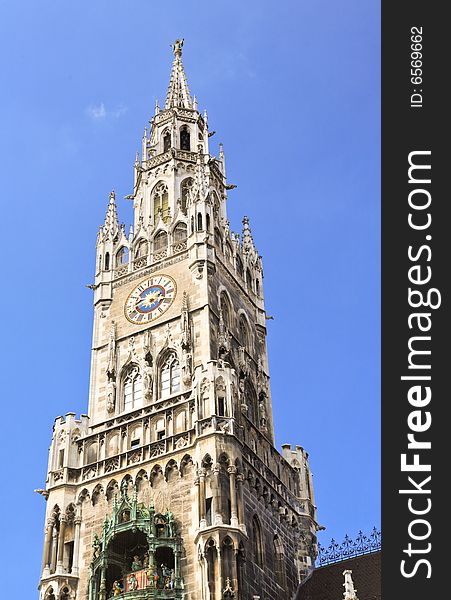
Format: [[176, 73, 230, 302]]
[[317, 527, 381, 566]]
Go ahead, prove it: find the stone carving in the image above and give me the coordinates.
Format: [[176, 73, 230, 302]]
[[180, 292, 193, 385], [143, 361, 153, 402], [106, 322, 117, 413], [343, 570, 359, 600], [106, 380, 116, 414]]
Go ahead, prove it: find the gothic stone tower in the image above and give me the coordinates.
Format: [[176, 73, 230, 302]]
[[37, 40, 318, 600]]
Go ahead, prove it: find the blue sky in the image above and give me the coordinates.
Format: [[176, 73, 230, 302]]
[[0, 0, 380, 592]]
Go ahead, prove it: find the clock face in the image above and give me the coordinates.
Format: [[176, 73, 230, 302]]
[[124, 274, 177, 324]]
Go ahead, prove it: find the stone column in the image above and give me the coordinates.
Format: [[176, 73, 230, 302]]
[[99, 565, 107, 600], [217, 546, 223, 600], [212, 464, 223, 525], [42, 518, 54, 574], [51, 526, 58, 573], [231, 548, 239, 595], [236, 473, 245, 527], [198, 468, 207, 527], [228, 466, 238, 527], [71, 515, 82, 576], [57, 516, 67, 571], [174, 549, 181, 587]]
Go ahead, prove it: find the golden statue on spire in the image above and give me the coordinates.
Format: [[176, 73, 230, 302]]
[[171, 38, 184, 57]]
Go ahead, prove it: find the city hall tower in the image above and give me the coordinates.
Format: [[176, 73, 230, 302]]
[[37, 40, 318, 600]]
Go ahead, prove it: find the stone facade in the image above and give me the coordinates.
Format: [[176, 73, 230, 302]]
[[38, 39, 318, 600]]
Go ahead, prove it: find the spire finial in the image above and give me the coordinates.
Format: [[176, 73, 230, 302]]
[[165, 39, 193, 109], [102, 190, 119, 241], [171, 38, 184, 57]]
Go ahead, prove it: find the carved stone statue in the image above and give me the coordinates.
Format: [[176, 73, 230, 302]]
[[181, 350, 192, 385], [92, 534, 101, 559], [143, 362, 153, 401], [106, 380, 116, 413]]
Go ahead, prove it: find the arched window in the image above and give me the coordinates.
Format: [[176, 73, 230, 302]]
[[197, 213, 203, 231], [173, 222, 187, 243], [225, 242, 233, 264], [252, 516, 264, 568], [206, 213, 211, 232], [116, 247, 129, 266], [239, 315, 249, 350], [236, 255, 244, 278], [191, 216, 195, 234], [256, 278, 260, 295], [245, 381, 257, 423], [60, 587, 71, 600], [246, 269, 253, 291], [160, 353, 180, 398], [98, 254, 102, 272], [135, 239, 148, 258], [153, 182, 169, 224], [180, 178, 193, 214], [220, 292, 232, 329], [104, 252, 110, 271], [123, 366, 143, 411], [153, 231, 168, 253], [180, 126, 191, 151], [163, 130, 171, 152], [274, 535, 286, 588], [214, 227, 222, 250]]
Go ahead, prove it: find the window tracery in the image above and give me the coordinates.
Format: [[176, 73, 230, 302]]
[[116, 247, 129, 266], [180, 126, 191, 151], [153, 182, 169, 224], [123, 366, 143, 412], [160, 353, 180, 398]]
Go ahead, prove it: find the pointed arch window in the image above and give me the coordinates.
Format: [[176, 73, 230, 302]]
[[239, 315, 249, 350], [274, 535, 286, 588], [246, 268, 253, 291], [220, 293, 232, 329], [173, 222, 187, 243], [104, 253, 110, 271], [116, 246, 129, 266], [154, 230, 168, 253], [214, 227, 222, 251], [160, 353, 180, 398], [180, 126, 191, 151], [236, 255, 244, 278], [163, 130, 171, 153], [180, 178, 194, 214], [197, 213, 203, 231], [123, 366, 143, 411], [135, 239, 148, 258], [153, 182, 169, 224], [252, 515, 264, 568]]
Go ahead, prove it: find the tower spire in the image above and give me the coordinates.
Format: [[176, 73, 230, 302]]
[[102, 190, 119, 241], [165, 38, 193, 110]]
